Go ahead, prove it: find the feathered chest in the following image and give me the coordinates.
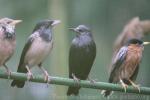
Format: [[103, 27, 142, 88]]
[[72, 35, 93, 47]]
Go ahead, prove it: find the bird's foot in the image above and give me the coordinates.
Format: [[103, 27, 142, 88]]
[[4, 64, 11, 79], [87, 77, 97, 84], [27, 72, 33, 81], [120, 79, 128, 92], [72, 73, 80, 85], [129, 80, 140, 93], [43, 70, 51, 83]]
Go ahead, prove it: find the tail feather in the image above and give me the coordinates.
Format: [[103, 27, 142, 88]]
[[101, 90, 112, 98], [11, 80, 25, 88], [67, 86, 81, 96], [11, 64, 27, 88]]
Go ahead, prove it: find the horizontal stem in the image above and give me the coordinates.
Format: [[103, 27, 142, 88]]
[[0, 71, 150, 95]]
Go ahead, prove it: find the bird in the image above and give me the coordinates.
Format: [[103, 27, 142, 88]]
[[67, 25, 96, 96], [11, 19, 60, 88], [0, 18, 22, 76], [101, 38, 150, 97]]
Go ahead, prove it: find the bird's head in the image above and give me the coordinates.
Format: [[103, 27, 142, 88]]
[[126, 38, 150, 46], [69, 25, 90, 35], [33, 20, 61, 32], [0, 18, 22, 38]]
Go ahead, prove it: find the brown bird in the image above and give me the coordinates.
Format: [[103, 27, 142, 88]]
[[113, 17, 150, 61], [0, 18, 22, 76], [102, 38, 150, 97]]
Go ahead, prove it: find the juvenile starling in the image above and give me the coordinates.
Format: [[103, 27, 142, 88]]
[[67, 25, 96, 95], [0, 18, 22, 76], [102, 38, 150, 97], [11, 20, 60, 88]]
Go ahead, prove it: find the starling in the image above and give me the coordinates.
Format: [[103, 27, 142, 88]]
[[0, 18, 22, 76], [11, 20, 60, 88], [67, 25, 96, 95], [102, 38, 150, 97]]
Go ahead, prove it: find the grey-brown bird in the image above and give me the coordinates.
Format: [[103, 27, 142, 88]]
[[102, 38, 150, 97], [11, 19, 60, 88], [0, 18, 22, 76]]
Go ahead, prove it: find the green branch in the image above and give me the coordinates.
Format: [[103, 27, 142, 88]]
[[0, 71, 150, 95]]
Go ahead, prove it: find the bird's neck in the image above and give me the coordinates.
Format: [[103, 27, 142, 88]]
[[76, 32, 93, 38], [39, 28, 52, 42]]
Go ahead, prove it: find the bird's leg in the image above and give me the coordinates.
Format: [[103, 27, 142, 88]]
[[39, 66, 50, 83], [128, 79, 140, 92], [87, 77, 97, 84], [3, 64, 11, 78], [120, 79, 128, 92], [72, 73, 80, 85], [25, 65, 33, 81]]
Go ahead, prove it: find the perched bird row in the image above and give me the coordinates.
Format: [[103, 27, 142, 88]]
[[0, 17, 149, 97]]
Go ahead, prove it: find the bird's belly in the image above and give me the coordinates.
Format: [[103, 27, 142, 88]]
[[120, 54, 140, 80], [0, 39, 16, 65], [25, 39, 53, 67]]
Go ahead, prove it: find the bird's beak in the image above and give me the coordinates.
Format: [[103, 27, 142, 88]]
[[69, 28, 75, 31], [143, 42, 150, 45], [69, 28, 79, 33], [11, 20, 22, 25], [51, 20, 61, 26]]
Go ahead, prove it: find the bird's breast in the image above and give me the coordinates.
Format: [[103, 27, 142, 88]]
[[72, 35, 93, 47], [0, 38, 16, 65], [25, 37, 53, 67], [121, 45, 143, 79]]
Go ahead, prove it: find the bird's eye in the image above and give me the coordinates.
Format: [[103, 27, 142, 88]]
[[7, 21, 11, 24], [78, 29, 83, 32]]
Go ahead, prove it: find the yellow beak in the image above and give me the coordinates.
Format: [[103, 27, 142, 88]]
[[11, 20, 22, 25], [143, 42, 150, 45]]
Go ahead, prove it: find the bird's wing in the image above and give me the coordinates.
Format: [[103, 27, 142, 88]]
[[17, 32, 38, 72], [69, 41, 96, 79], [109, 46, 128, 82]]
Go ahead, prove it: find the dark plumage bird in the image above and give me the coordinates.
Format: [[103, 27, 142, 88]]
[[102, 38, 150, 97], [11, 20, 60, 88], [67, 25, 96, 96], [0, 18, 21, 76]]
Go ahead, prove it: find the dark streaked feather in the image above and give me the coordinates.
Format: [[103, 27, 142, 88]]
[[11, 35, 34, 88], [102, 46, 127, 97], [17, 36, 34, 73], [109, 46, 128, 82]]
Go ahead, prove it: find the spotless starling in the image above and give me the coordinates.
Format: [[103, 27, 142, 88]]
[[102, 38, 150, 97], [11, 19, 60, 88], [67, 25, 96, 95], [0, 18, 22, 76]]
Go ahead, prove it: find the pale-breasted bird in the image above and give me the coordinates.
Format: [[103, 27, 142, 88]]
[[102, 38, 150, 97], [67, 25, 96, 95], [0, 18, 22, 76], [11, 20, 60, 88]]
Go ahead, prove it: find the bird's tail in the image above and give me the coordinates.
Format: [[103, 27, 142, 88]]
[[11, 64, 27, 88], [67, 86, 81, 96], [101, 90, 113, 98], [11, 80, 25, 88]]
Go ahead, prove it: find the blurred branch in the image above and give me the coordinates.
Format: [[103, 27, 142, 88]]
[[0, 71, 150, 95], [140, 20, 150, 35]]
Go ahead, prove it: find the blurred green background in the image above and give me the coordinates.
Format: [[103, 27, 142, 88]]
[[0, 0, 150, 100]]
